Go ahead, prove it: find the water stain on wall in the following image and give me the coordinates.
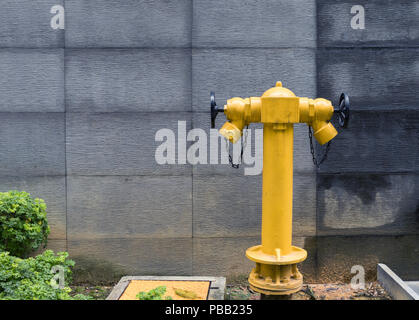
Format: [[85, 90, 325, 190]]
[[318, 174, 391, 205]]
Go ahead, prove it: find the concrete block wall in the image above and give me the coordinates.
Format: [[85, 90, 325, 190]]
[[191, 0, 318, 282], [0, 0, 417, 283], [0, 0, 66, 251], [315, 0, 419, 281], [63, 0, 194, 281]]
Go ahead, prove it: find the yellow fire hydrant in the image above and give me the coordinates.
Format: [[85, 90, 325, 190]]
[[210, 81, 349, 295]]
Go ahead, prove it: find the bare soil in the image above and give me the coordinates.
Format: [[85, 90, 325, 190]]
[[71, 284, 114, 300], [226, 282, 391, 300]]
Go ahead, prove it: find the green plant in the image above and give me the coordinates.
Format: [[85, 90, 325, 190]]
[[0, 190, 50, 257], [136, 286, 172, 300], [0, 250, 90, 300]]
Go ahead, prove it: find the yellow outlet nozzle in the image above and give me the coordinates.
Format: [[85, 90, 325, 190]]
[[219, 121, 243, 143], [312, 121, 338, 145]]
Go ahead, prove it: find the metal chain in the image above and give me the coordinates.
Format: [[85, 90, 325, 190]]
[[224, 126, 329, 169], [225, 125, 249, 169], [308, 126, 331, 168]]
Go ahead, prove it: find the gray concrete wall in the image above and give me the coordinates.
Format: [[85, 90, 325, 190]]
[[315, 0, 419, 282], [0, 0, 417, 283]]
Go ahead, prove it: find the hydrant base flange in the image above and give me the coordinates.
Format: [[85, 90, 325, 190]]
[[248, 284, 302, 296], [246, 245, 306, 295], [248, 262, 304, 295], [246, 245, 307, 265]]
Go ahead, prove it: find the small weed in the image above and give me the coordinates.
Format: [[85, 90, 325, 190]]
[[136, 286, 172, 300]]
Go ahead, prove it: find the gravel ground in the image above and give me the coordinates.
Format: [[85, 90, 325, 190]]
[[225, 282, 391, 300], [71, 284, 114, 300]]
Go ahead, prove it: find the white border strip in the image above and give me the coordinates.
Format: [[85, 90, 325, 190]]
[[377, 264, 419, 300]]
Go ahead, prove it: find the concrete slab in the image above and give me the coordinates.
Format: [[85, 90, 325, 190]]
[[107, 276, 226, 300], [377, 264, 419, 300], [406, 282, 419, 296]]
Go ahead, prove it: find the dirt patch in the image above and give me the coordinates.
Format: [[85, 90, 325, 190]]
[[226, 282, 391, 300], [70, 284, 114, 300]]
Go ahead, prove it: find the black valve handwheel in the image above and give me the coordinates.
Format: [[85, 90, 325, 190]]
[[210, 91, 224, 128], [336, 93, 350, 128]]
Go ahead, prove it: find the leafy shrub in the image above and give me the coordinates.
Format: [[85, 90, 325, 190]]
[[0, 190, 50, 257], [137, 286, 172, 300], [0, 250, 90, 300]]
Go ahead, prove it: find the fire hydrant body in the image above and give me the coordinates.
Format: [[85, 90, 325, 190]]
[[213, 81, 346, 295]]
